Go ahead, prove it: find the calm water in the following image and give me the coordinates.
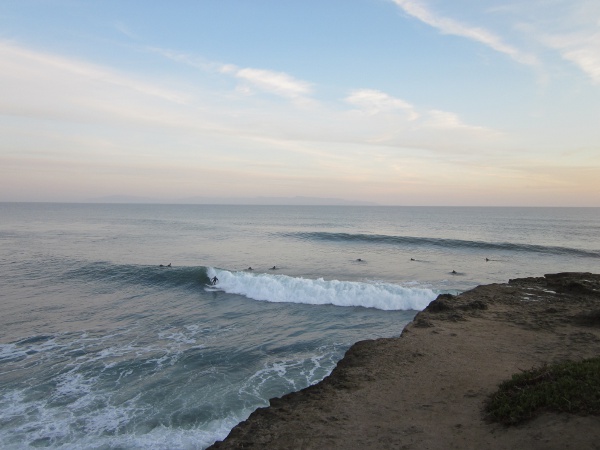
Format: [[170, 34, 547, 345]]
[[1, 204, 599, 449]]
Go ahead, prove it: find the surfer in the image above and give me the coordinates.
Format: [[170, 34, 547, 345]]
[[247, 267, 253, 270], [356, 258, 363, 262], [211, 276, 218, 285], [486, 258, 490, 262], [271, 266, 277, 270], [451, 270, 457, 274], [410, 258, 415, 261]]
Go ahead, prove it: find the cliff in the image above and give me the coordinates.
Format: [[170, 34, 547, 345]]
[[209, 273, 600, 449]]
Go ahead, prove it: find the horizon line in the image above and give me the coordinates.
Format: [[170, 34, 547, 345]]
[[1, 200, 598, 208]]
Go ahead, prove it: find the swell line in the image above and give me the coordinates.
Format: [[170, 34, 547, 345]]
[[63, 261, 211, 288], [284, 232, 600, 258]]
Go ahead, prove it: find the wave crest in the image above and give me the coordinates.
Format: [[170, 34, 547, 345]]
[[207, 268, 435, 311]]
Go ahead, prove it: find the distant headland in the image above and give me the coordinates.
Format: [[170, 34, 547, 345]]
[[84, 195, 379, 206]]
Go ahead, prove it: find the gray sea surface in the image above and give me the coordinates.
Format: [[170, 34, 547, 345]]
[[1, 204, 599, 449]]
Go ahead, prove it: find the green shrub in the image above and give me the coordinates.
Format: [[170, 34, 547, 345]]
[[485, 357, 600, 425]]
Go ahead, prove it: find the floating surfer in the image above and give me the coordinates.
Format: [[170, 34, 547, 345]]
[[159, 263, 172, 267], [270, 266, 277, 270]]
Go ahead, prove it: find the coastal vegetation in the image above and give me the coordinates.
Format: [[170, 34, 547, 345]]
[[486, 357, 600, 425]]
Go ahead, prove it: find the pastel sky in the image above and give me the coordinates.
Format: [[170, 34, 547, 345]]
[[1, 0, 599, 206]]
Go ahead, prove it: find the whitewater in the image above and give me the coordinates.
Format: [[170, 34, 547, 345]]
[[1, 204, 598, 449], [206, 268, 434, 310]]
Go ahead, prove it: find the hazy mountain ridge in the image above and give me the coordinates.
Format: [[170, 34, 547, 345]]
[[85, 195, 378, 206]]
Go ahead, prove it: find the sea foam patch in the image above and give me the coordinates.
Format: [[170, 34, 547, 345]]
[[207, 268, 435, 311]]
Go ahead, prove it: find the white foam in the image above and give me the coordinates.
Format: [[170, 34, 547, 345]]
[[82, 416, 248, 450], [207, 269, 435, 311], [238, 349, 340, 403], [0, 371, 260, 450]]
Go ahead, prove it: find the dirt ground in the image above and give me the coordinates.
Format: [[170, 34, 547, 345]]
[[209, 273, 600, 450]]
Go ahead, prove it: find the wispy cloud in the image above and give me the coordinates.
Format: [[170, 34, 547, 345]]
[[345, 89, 418, 119], [233, 67, 313, 99], [113, 21, 139, 40], [344, 88, 494, 140], [150, 46, 314, 101], [390, 0, 537, 66], [0, 41, 188, 105], [540, 30, 600, 84], [148, 46, 223, 72], [485, 0, 600, 85]]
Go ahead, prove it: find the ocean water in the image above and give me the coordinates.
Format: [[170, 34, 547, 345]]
[[1, 203, 599, 449]]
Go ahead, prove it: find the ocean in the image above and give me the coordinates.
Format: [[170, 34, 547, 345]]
[[1, 203, 599, 449]]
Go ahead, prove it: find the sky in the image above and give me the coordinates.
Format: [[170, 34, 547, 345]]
[[1, 0, 599, 206]]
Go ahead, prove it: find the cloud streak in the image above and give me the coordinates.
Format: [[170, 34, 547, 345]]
[[150, 46, 314, 101], [541, 30, 600, 84], [0, 41, 188, 105], [344, 89, 495, 143], [345, 89, 418, 119], [233, 67, 313, 99], [391, 0, 537, 66]]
